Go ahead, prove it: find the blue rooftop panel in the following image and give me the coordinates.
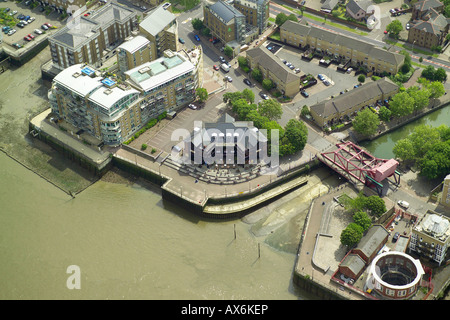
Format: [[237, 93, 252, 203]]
[[81, 67, 95, 76], [102, 78, 116, 87]]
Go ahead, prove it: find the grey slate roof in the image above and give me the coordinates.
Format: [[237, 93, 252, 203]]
[[346, 0, 373, 15], [310, 78, 398, 118], [340, 254, 366, 276], [246, 46, 301, 84], [414, 0, 443, 12], [140, 3, 176, 37], [281, 20, 404, 67], [208, 0, 245, 23], [321, 0, 338, 10], [355, 225, 389, 260]]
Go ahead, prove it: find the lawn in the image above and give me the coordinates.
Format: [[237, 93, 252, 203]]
[[0, 9, 19, 27], [168, 0, 200, 13]]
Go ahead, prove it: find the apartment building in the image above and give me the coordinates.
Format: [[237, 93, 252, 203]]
[[408, 1, 449, 49], [124, 48, 204, 116], [48, 3, 137, 70], [139, 2, 178, 60], [117, 36, 153, 77], [409, 210, 450, 265], [233, 0, 270, 34], [280, 20, 405, 75], [48, 48, 203, 145], [309, 78, 399, 129], [246, 46, 302, 97], [203, 0, 247, 45]]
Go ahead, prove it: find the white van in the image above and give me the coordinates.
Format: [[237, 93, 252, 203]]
[[220, 63, 230, 73]]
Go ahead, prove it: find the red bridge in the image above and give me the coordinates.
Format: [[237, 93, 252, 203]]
[[319, 141, 401, 195]]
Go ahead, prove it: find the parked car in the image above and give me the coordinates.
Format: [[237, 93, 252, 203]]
[[27, 33, 35, 40], [392, 232, 400, 243], [318, 74, 325, 81], [178, 37, 185, 44], [17, 14, 25, 20], [219, 56, 226, 64], [7, 29, 16, 36], [9, 10, 17, 16], [225, 76, 232, 82], [346, 68, 353, 74], [354, 85, 359, 88], [24, 35, 32, 41], [45, 23, 53, 28], [213, 65, 219, 71], [13, 43, 22, 49], [3, 7, 10, 13], [188, 103, 197, 110], [294, 68, 300, 73], [406, 23, 410, 30], [259, 92, 269, 100], [194, 34, 200, 41], [323, 80, 331, 86], [34, 29, 43, 35], [301, 90, 309, 98], [27, 17, 35, 23], [243, 78, 252, 86], [41, 24, 49, 30], [288, 64, 295, 70], [17, 22, 25, 28], [397, 200, 410, 209]]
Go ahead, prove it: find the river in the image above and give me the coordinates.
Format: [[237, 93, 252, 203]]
[[1, 150, 344, 300], [360, 106, 450, 159]]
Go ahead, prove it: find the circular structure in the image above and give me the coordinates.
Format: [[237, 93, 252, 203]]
[[366, 251, 424, 299]]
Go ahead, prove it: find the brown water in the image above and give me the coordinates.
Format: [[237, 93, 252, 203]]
[[0, 151, 339, 299]]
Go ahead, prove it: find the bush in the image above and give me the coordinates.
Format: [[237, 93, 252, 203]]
[[141, 144, 148, 150]]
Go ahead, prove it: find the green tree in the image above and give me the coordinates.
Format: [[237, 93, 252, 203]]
[[201, 27, 211, 37], [224, 46, 233, 58], [364, 195, 386, 216], [352, 108, 380, 136], [232, 98, 255, 119], [262, 78, 274, 91], [378, 106, 392, 122], [357, 74, 366, 83], [435, 68, 447, 82], [191, 18, 204, 30], [237, 56, 248, 69], [284, 119, 308, 152], [408, 86, 430, 114], [242, 88, 255, 103], [421, 65, 436, 81], [196, 87, 208, 103], [386, 19, 403, 37], [246, 109, 268, 128], [257, 99, 283, 121], [420, 141, 450, 179], [393, 138, 416, 163], [340, 223, 364, 247], [301, 105, 310, 117], [251, 68, 263, 83], [427, 81, 445, 99], [275, 13, 288, 26], [389, 91, 414, 117], [287, 13, 298, 22], [353, 211, 372, 232]]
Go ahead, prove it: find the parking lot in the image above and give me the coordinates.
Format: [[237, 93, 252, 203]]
[[1, 0, 64, 49], [267, 43, 360, 105]]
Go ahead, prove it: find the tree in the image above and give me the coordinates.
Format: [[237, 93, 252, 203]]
[[408, 86, 430, 114], [232, 98, 256, 119], [427, 81, 445, 99], [393, 138, 416, 163], [196, 87, 208, 103], [357, 74, 366, 83], [251, 68, 263, 83], [420, 141, 450, 179], [435, 68, 447, 82], [257, 99, 283, 121], [287, 14, 298, 22], [242, 88, 255, 103], [201, 27, 210, 37], [353, 211, 372, 232], [275, 13, 288, 26], [352, 108, 380, 136], [246, 109, 268, 128], [301, 105, 310, 117], [262, 78, 274, 91], [378, 106, 392, 122], [364, 195, 386, 216], [224, 46, 233, 58], [421, 65, 436, 81], [386, 19, 403, 37], [389, 91, 414, 117], [284, 119, 308, 152], [191, 18, 204, 31], [340, 223, 363, 247], [237, 56, 248, 69]]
